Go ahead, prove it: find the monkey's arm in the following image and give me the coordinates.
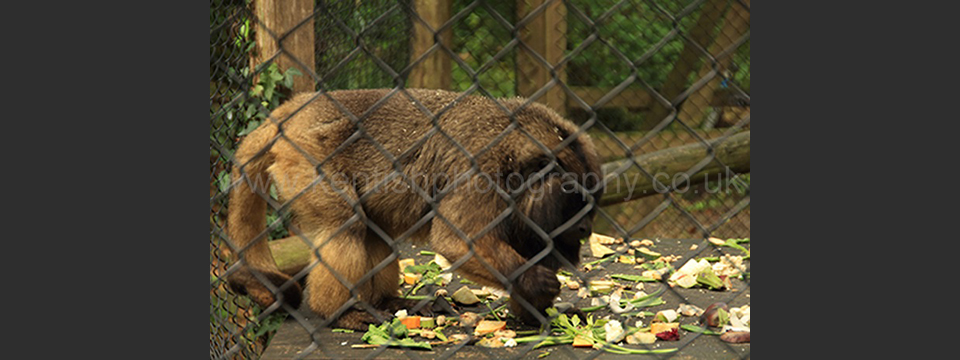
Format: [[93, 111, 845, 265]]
[[429, 189, 562, 325]]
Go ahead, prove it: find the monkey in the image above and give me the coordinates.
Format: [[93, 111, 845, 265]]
[[226, 89, 602, 330]]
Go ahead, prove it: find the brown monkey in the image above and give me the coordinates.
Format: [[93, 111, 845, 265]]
[[226, 89, 602, 329]]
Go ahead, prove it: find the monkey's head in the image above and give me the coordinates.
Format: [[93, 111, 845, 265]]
[[492, 103, 604, 273]]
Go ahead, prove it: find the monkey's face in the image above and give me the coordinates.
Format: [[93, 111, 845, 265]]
[[505, 154, 602, 272]]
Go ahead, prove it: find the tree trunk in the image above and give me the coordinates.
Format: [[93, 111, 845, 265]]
[[644, 0, 727, 130]]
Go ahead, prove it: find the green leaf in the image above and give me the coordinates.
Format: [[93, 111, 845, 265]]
[[359, 319, 430, 350], [545, 307, 559, 318], [680, 324, 722, 335], [610, 274, 656, 282], [238, 120, 260, 136], [716, 308, 730, 327], [264, 86, 274, 102], [696, 268, 724, 290], [269, 184, 279, 200], [217, 171, 231, 193], [270, 70, 284, 82], [722, 239, 750, 255], [252, 313, 287, 338], [283, 68, 302, 88]]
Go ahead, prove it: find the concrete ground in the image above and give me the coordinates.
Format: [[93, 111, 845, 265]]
[[261, 237, 750, 359]]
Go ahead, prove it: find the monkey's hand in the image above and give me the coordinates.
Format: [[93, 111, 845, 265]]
[[380, 297, 436, 317], [511, 264, 562, 325]]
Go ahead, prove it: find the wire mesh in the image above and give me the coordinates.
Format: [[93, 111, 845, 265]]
[[211, 0, 749, 358]]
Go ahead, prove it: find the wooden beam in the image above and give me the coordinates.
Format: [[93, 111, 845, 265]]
[[269, 236, 311, 276], [408, 0, 452, 90], [588, 128, 735, 162], [251, 0, 316, 94], [599, 131, 750, 206], [517, 0, 567, 115]]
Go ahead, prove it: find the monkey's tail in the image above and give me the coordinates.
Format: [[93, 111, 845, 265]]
[[225, 121, 303, 310]]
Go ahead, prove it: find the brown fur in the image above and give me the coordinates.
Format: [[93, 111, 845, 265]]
[[227, 89, 602, 329]]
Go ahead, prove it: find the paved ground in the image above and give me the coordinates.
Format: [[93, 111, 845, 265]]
[[261, 237, 750, 359]]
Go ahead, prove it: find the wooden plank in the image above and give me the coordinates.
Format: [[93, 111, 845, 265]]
[[517, 0, 546, 99], [408, 0, 452, 89], [710, 88, 750, 107], [517, 0, 567, 114], [543, 0, 567, 114], [251, 0, 316, 94]]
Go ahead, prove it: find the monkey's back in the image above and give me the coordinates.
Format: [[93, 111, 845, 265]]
[[264, 89, 597, 240]]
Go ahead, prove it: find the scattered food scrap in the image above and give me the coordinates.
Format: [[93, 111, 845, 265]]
[[653, 309, 678, 323], [668, 258, 732, 290], [400, 316, 421, 329], [701, 302, 730, 327], [677, 304, 704, 317], [589, 233, 617, 258], [474, 320, 507, 336], [451, 286, 481, 305], [654, 327, 680, 341], [720, 331, 750, 343], [351, 238, 749, 354], [458, 312, 480, 327], [626, 331, 657, 344], [358, 317, 432, 350]]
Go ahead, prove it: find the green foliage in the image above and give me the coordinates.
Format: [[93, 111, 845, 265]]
[[314, 0, 411, 90], [360, 318, 432, 350], [564, 1, 750, 130], [220, 63, 302, 141], [450, 2, 517, 98], [212, 62, 300, 241], [252, 311, 288, 339], [211, 11, 300, 236], [402, 260, 445, 296], [566, 0, 695, 89], [681, 173, 750, 212], [514, 307, 677, 354], [210, 275, 289, 350]]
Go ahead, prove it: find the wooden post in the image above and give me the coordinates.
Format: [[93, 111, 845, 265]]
[[408, 0, 452, 90], [645, 0, 727, 130], [678, 0, 750, 127], [251, 0, 316, 94], [517, 0, 567, 115]]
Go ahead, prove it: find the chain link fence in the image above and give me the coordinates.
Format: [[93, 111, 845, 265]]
[[211, 0, 749, 358]]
